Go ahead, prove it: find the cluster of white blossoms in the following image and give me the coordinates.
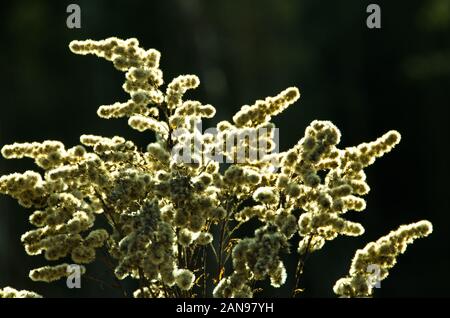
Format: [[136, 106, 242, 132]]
[[333, 221, 433, 297], [0, 287, 42, 298], [0, 38, 432, 298]]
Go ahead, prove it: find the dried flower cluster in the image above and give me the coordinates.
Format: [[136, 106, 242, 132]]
[[0, 37, 432, 298], [0, 287, 42, 298]]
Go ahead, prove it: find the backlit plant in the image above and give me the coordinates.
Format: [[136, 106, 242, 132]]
[[0, 38, 432, 298]]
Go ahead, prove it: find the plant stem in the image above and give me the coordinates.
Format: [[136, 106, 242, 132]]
[[217, 218, 227, 281], [291, 234, 313, 297]]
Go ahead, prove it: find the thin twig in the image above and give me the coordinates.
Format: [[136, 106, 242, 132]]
[[98, 251, 128, 297], [210, 242, 219, 263], [292, 234, 314, 297], [84, 273, 120, 291], [225, 221, 243, 242], [217, 218, 227, 280], [202, 245, 207, 298]]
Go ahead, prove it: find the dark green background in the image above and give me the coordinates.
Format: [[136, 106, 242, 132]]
[[0, 0, 449, 297]]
